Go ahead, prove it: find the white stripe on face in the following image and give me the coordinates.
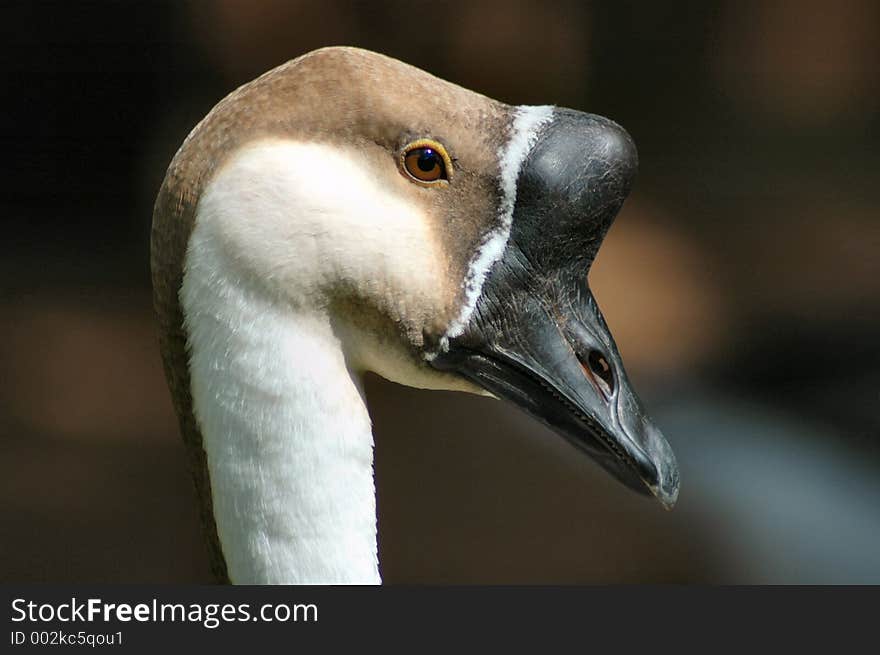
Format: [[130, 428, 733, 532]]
[[429, 104, 555, 358]]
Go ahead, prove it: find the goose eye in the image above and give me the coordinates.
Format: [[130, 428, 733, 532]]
[[401, 139, 452, 186]]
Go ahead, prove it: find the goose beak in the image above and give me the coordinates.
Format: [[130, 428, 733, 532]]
[[431, 110, 679, 507], [432, 283, 679, 508]]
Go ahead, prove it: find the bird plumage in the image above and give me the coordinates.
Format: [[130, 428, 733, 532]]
[[152, 46, 678, 584]]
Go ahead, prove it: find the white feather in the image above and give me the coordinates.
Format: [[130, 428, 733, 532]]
[[431, 104, 555, 356], [181, 139, 472, 583]]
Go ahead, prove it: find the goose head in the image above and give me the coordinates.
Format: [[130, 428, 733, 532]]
[[152, 47, 678, 583]]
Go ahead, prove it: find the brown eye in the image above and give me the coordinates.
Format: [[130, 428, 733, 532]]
[[400, 139, 452, 186]]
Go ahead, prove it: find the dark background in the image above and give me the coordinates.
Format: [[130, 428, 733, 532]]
[[1, 0, 878, 583]]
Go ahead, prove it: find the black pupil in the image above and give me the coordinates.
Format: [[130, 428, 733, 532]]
[[588, 351, 614, 390], [417, 149, 438, 172]]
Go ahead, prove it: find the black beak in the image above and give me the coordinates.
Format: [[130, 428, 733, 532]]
[[431, 109, 679, 507]]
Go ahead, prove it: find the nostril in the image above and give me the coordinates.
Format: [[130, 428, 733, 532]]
[[580, 350, 615, 398]]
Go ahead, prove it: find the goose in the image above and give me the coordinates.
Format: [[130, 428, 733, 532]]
[[151, 46, 679, 584]]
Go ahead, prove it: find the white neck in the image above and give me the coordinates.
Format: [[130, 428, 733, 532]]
[[182, 230, 381, 584], [178, 138, 485, 584]]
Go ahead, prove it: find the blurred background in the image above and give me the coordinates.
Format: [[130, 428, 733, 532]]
[[1, 0, 878, 583]]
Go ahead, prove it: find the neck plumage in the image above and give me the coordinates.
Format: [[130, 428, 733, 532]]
[[181, 225, 381, 584]]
